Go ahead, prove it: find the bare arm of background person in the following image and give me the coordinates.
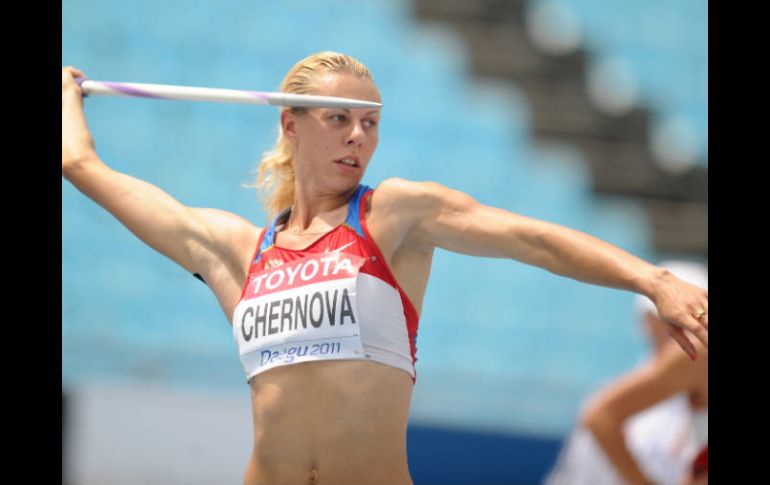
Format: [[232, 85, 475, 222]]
[[581, 338, 707, 484], [376, 178, 708, 359]]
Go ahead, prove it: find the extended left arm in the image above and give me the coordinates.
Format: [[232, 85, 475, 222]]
[[389, 178, 708, 357]]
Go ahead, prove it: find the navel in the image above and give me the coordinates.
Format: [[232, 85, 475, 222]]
[[308, 466, 319, 484]]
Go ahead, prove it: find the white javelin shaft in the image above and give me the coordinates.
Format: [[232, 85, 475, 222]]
[[76, 78, 382, 109]]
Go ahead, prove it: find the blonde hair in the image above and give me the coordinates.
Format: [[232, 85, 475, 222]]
[[249, 51, 375, 219]]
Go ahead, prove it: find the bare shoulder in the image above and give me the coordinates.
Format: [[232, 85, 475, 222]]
[[369, 178, 436, 237], [372, 177, 471, 217], [371, 177, 484, 253], [364, 178, 431, 257], [371, 177, 424, 208], [374, 177, 458, 201]]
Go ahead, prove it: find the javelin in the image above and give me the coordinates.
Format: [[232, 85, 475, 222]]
[[75, 78, 383, 109]]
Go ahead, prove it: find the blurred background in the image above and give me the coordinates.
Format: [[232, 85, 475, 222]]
[[61, 0, 707, 483]]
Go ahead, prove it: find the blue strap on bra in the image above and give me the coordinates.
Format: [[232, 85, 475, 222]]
[[253, 206, 289, 265], [253, 184, 371, 265], [344, 184, 370, 239]]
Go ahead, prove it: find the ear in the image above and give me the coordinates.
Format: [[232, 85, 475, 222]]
[[281, 110, 298, 142]]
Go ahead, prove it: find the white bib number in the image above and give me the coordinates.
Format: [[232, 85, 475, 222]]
[[232, 252, 366, 379]]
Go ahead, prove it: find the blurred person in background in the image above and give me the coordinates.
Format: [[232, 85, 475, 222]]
[[62, 52, 708, 485], [544, 261, 708, 485]]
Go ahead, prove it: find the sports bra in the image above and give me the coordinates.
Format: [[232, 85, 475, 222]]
[[231, 184, 420, 383]]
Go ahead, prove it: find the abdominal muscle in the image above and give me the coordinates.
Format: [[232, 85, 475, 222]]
[[242, 358, 414, 485]]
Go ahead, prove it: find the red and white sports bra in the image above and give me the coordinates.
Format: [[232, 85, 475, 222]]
[[231, 184, 420, 383]]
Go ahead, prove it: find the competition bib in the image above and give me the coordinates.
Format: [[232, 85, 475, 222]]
[[232, 252, 367, 380]]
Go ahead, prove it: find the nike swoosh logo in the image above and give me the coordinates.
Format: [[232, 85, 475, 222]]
[[325, 241, 356, 253]]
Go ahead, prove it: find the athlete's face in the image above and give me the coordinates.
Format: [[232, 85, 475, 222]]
[[282, 73, 381, 192]]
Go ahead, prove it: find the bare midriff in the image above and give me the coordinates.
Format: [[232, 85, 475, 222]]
[[241, 359, 414, 485]]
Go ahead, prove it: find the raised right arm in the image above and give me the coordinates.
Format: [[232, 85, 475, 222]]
[[62, 66, 258, 282]]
